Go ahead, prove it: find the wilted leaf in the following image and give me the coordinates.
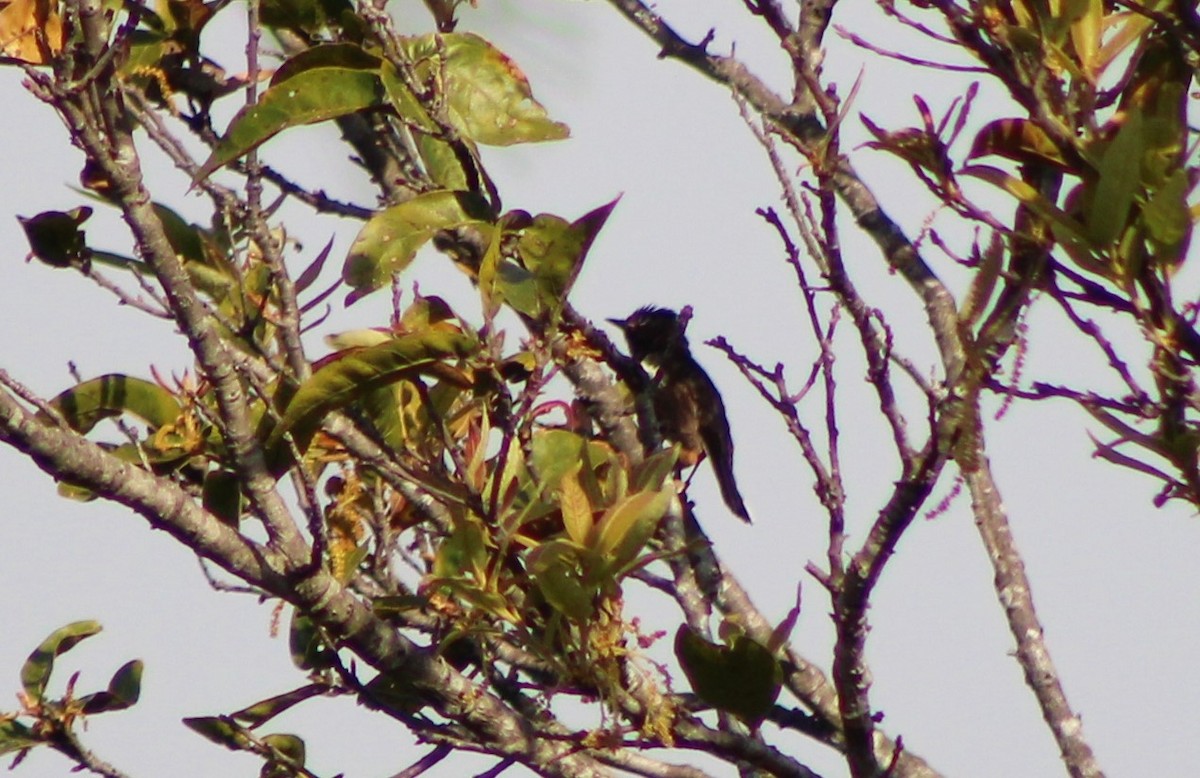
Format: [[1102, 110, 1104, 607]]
[[0, 0, 63, 64], [675, 626, 782, 726], [21, 620, 103, 703], [197, 67, 384, 180], [860, 115, 948, 176], [968, 118, 1071, 170]]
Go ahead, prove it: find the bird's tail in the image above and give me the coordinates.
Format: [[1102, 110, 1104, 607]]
[[714, 460, 752, 523], [702, 422, 751, 523]]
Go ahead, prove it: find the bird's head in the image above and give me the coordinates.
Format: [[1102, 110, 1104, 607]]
[[608, 306, 689, 366]]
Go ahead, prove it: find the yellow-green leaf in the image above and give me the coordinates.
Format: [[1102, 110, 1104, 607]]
[[402, 33, 569, 146], [558, 466, 593, 546], [594, 488, 670, 570]]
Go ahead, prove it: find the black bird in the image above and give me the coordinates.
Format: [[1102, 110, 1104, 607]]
[[608, 306, 751, 523]]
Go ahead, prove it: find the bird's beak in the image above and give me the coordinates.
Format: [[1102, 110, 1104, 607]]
[[606, 317, 627, 329]]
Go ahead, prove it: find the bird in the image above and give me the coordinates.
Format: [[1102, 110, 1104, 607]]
[[608, 306, 751, 523]]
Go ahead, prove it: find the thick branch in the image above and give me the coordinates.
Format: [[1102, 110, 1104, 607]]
[[0, 387, 277, 585], [964, 460, 1105, 778]]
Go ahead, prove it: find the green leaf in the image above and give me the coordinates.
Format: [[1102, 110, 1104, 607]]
[[1141, 168, 1191, 254], [341, 190, 486, 303], [21, 621, 103, 703], [80, 659, 144, 714], [961, 164, 1109, 275], [379, 59, 437, 133], [402, 33, 569, 146], [414, 131, 470, 190], [270, 43, 381, 87], [381, 53, 481, 188], [434, 520, 489, 581], [183, 716, 253, 751], [232, 686, 328, 728], [18, 207, 92, 268], [493, 261, 539, 317], [530, 430, 587, 492], [261, 733, 306, 767], [767, 584, 803, 654], [529, 540, 594, 621], [288, 612, 333, 672], [363, 672, 425, 714], [197, 67, 384, 181], [1087, 110, 1145, 245], [270, 328, 474, 452], [675, 626, 782, 726], [501, 198, 617, 319], [632, 445, 679, 492], [371, 593, 429, 615], [0, 719, 39, 757], [202, 468, 243, 527], [153, 203, 210, 264], [41, 374, 181, 433]]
